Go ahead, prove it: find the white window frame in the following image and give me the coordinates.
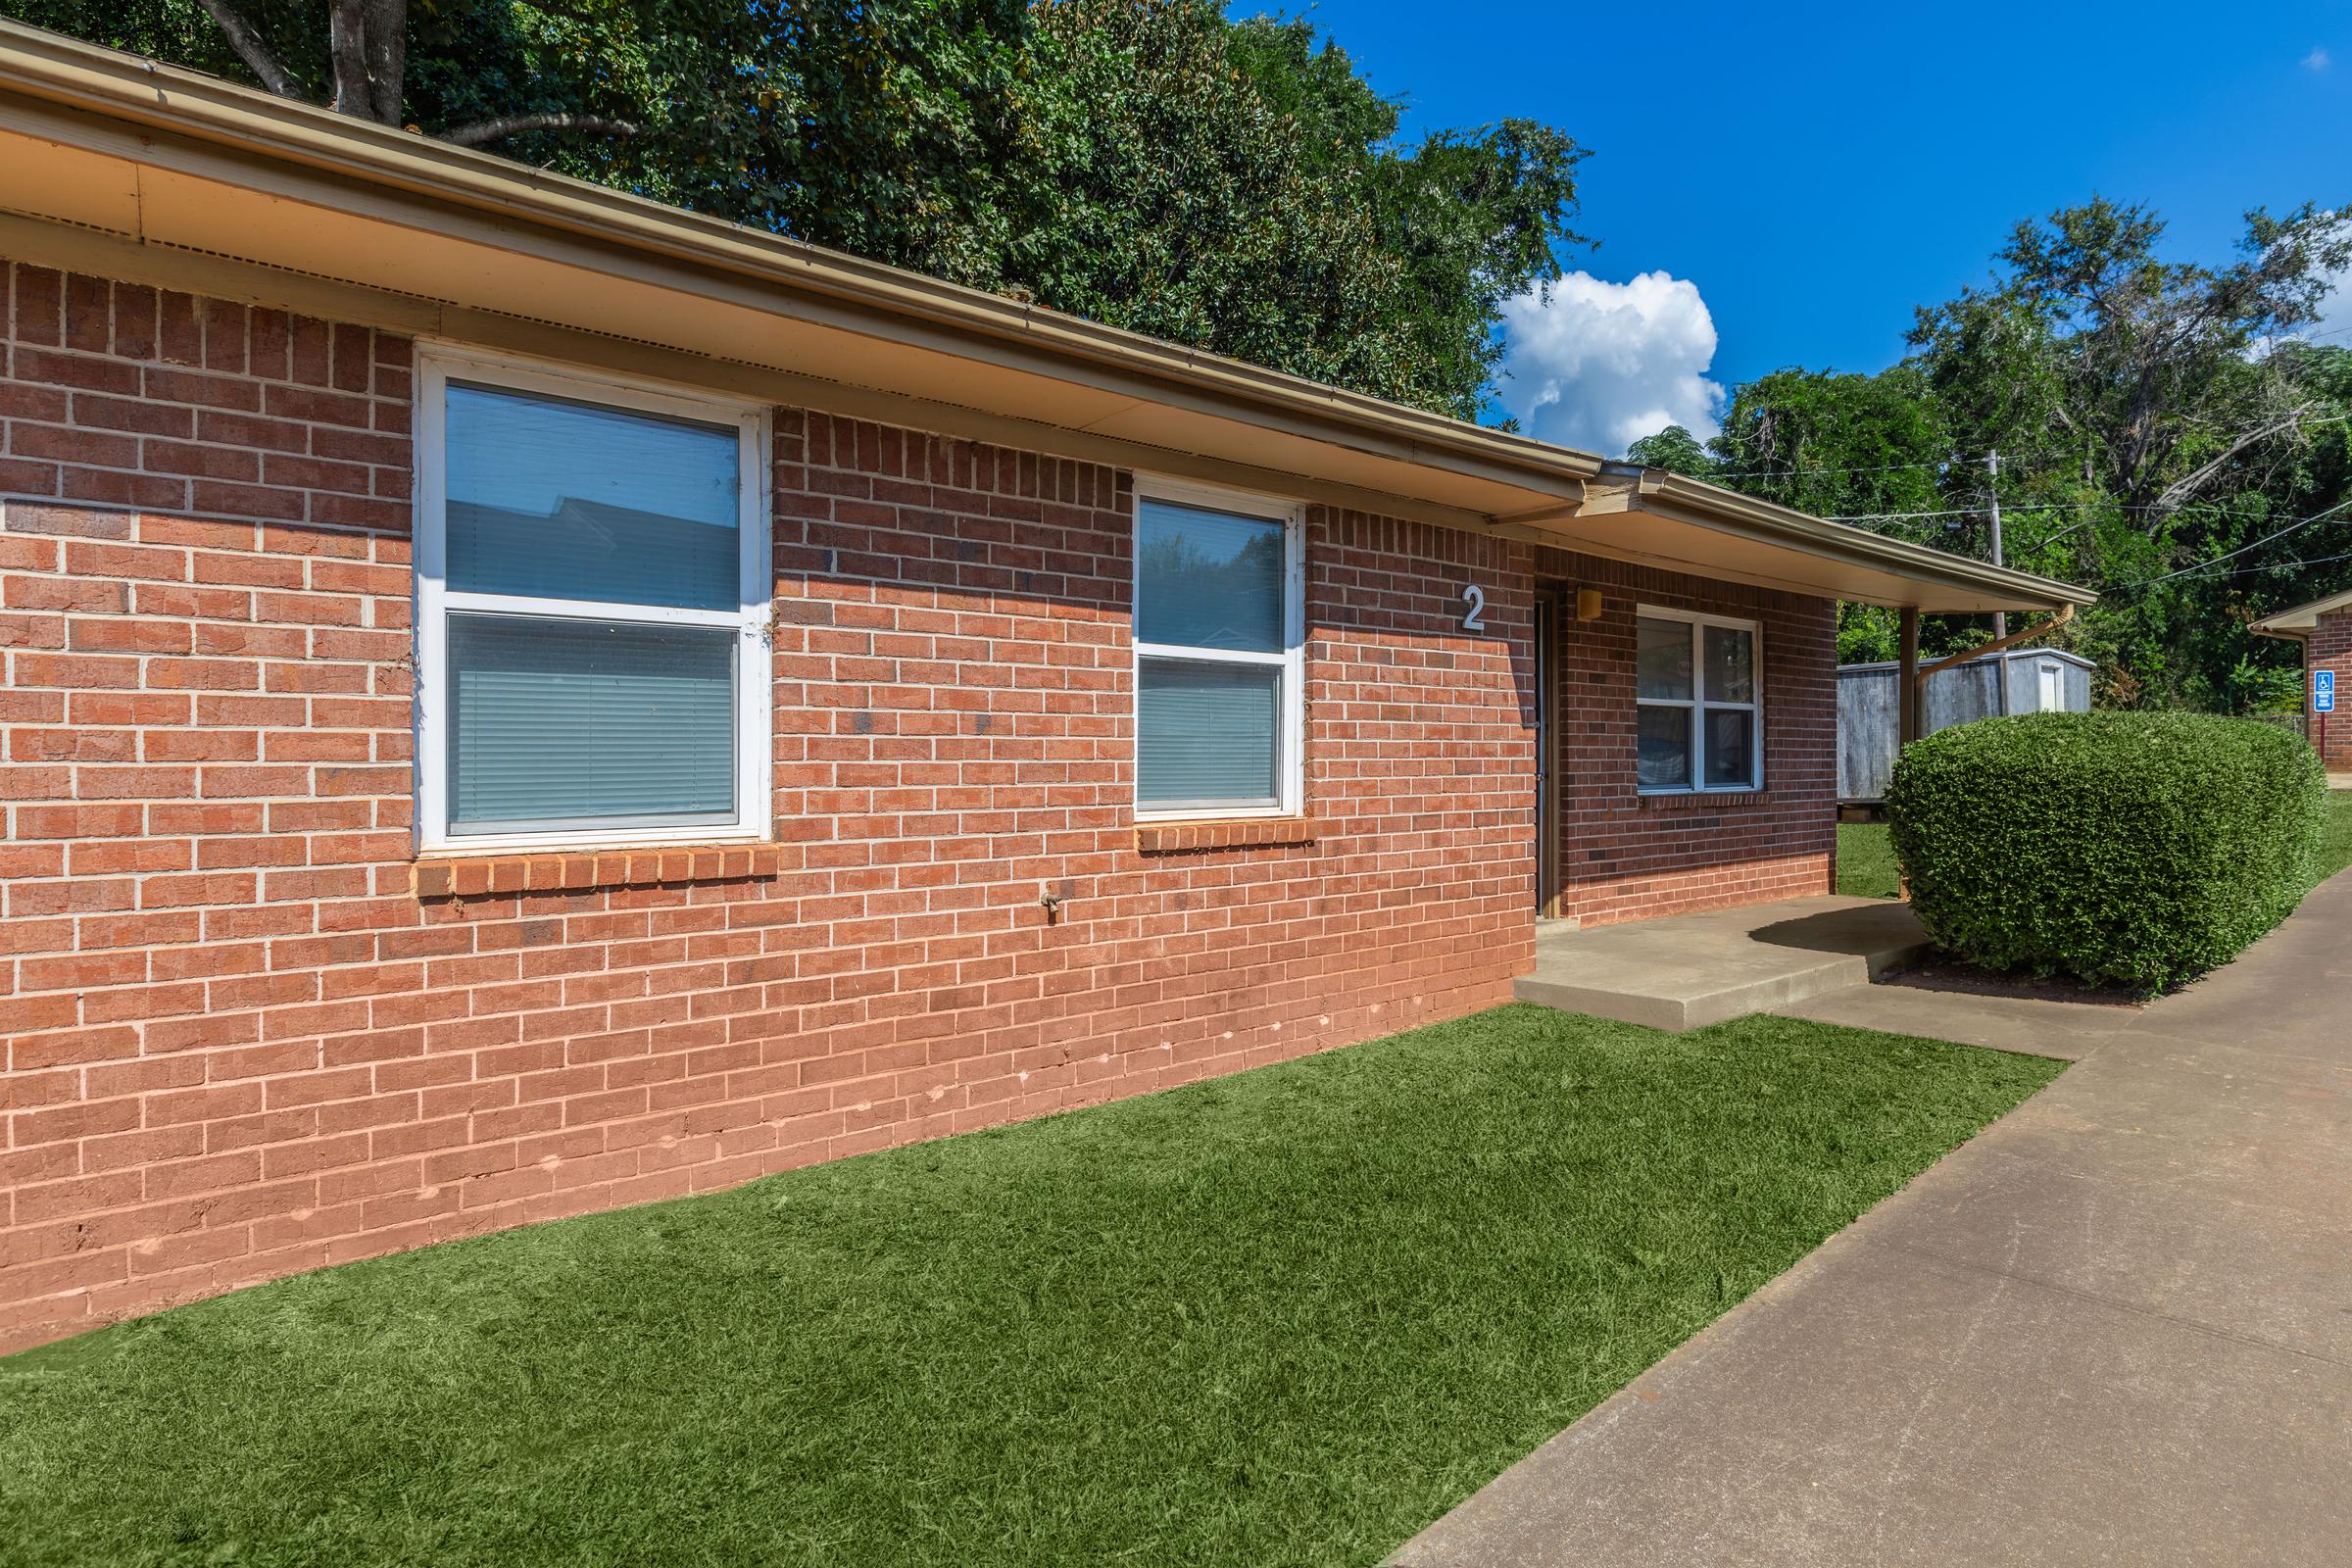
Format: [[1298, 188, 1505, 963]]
[[412, 344, 772, 855], [1635, 605, 1765, 795], [1131, 475, 1306, 821]]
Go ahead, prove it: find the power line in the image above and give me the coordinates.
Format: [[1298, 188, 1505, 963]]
[[1707, 445, 2077, 482], [2115, 497, 2352, 590], [2140, 546, 2352, 586], [1831, 492, 2347, 525], [1828, 507, 1982, 522], [1710, 458, 1957, 481], [1705, 415, 2352, 486], [1830, 498, 2276, 523]]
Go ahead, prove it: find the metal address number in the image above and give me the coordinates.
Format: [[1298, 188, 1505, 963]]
[[1461, 583, 1487, 631]]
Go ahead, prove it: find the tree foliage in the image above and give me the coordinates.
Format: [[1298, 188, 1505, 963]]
[[1623, 423, 1713, 477], [1911, 198, 2350, 521], [1688, 200, 2352, 710], [3, 0, 1586, 419]]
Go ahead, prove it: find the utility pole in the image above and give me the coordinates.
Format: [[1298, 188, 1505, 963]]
[[1986, 449, 2006, 641]]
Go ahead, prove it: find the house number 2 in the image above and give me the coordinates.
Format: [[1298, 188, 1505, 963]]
[[1460, 583, 1487, 631]]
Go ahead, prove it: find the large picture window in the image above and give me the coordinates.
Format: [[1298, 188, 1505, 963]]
[[1132, 483, 1304, 818], [1635, 608, 1763, 793], [414, 349, 770, 852]]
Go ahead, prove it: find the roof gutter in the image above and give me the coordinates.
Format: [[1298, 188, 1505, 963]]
[[2250, 587, 2352, 639], [0, 20, 1604, 498], [0, 21, 2096, 612], [1587, 466, 2101, 610], [1916, 605, 2076, 680]]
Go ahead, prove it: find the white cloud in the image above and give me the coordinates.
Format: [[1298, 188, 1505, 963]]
[[2312, 260, 2352, 343], [2305, 47, 2332, 71], [1495, 270, 1726, 458]]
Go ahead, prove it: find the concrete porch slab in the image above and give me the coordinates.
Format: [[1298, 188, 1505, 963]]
[[1513, 896, 1932, 1031]]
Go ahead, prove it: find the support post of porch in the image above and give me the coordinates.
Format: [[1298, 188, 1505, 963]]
[[1897, 607, 1922, 747]]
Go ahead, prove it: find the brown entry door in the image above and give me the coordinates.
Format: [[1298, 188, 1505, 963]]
[[1534, 593, 1559, 915]]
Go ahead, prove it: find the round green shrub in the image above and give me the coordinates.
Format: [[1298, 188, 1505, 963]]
[[1885, 711, 2328, 992]]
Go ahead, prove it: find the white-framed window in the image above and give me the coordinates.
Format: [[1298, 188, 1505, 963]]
[[412, 346, 772, 854], [1635, 606, 1763, 793], [1131, 477, 1305, 820]]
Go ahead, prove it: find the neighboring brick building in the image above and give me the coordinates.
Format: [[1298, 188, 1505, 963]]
[[2253, 589, 2352, 771], [0, 24, 2091, 1350]]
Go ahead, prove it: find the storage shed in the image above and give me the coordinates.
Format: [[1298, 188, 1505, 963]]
[[1838, 648, 2096, 802]]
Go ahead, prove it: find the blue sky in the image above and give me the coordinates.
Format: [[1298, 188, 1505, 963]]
[[1270, 1, 2350, 451]]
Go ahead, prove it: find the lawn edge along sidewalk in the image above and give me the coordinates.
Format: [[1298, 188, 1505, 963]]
[[1394, 868, 2352, 1568]]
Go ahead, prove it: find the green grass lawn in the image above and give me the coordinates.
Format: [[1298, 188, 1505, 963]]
[[1, 1004, 2058, 1568], [1840, 791, 2352, 903], [2316, 789, 2352, 887], [1837, 821, 1903, 899]]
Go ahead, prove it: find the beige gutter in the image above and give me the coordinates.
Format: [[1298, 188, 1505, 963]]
[[2251, 586, 2352, 640], [1915, 605, 2077, 679], [0, 20, 1602, 498], [1584, 466, 2102, 610], [0, 19, 2093, 614]]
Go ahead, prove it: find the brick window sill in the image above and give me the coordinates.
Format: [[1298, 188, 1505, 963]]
[[414, 843, 783, 899], [1636, 790, 1770, 810], [1134, 816, 1318, 855]]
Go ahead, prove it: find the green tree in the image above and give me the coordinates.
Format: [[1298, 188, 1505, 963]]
[[1705, 367, 1961, 662], [6, 0, 691, 146], [1912, 200, 2349, 522], [1712, 366, 1952, 528], [1704, 200, 2352, 704], [1222, 16, 1583, 419], [3, 0, 1587, 419], [1623, 423, 1716, 477], [1012, 1, 1438, 410], [4, 0, 1044, 285]]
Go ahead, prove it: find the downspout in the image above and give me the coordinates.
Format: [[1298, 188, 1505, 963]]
[[1915, 604, 2076, 686]]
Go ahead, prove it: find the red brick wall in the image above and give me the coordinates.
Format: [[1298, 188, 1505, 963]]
[[0, 262, 1544, 1350], [1535, 548, 1838, 928], [2310, 611, 2352, 770]]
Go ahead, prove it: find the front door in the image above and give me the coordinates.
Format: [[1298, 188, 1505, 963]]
[[1534, 593, 1560, 915]]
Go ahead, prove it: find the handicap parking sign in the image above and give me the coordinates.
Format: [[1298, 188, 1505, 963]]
[[2318, 669, 2337, 713]]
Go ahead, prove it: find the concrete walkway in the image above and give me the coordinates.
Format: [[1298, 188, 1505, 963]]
[[1395, 873, 2352, 1567], [1515, 897, 1932, 1031]]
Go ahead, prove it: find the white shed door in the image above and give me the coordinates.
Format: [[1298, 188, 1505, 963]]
[[2037, 662, 2063, 711]]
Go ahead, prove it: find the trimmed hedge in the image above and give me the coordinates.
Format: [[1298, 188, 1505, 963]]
[[1886, 711, 2327, 991]]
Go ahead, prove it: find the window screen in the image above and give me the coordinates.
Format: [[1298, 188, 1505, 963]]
[[1133, 497, 1297, 813], [420, 365, 762, 847]]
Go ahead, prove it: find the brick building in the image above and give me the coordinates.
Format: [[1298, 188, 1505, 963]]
[[0, 24, 2091, 1350], [2254, 588, 2352, 772]]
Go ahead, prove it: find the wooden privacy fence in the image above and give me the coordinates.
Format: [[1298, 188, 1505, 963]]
[[1838, 649, 2097, 803]]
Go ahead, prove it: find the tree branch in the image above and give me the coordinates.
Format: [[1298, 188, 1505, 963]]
[[195, 0, 300, 98], [2148, 405, 2313, 518], [439, 114, 643, 147]]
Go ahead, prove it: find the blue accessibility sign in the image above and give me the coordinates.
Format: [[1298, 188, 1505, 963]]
[[2317, 669, 2337, 713]]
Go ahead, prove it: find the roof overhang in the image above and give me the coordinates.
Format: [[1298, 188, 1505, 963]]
[[0, 21, 2091, 614], [1567, 466, 2097, 613], [2251, 586, 2352, 640]]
